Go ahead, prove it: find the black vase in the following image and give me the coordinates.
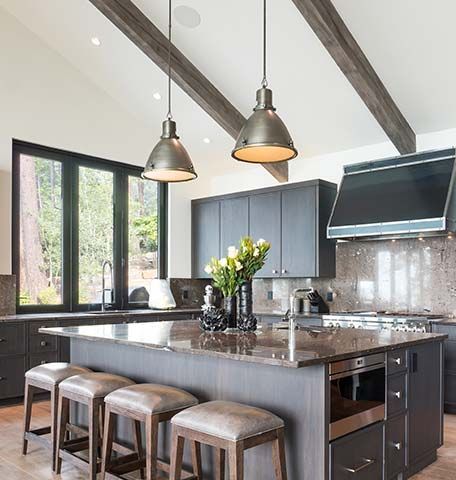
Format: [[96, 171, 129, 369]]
[[238, 280, 257, 332], [223, 296, 237, 329]]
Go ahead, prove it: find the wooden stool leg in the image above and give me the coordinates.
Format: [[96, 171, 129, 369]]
[[169, 429, 185, 480], [272, 429, 287, 480], [145, 414, 159, 480], [133, 419, 145, 480], [88, 398, 101, 480], [100, 406, 115, 480], [22, 379, 35, 455], [191, 441, 203, 479], [55, 394, 70, 473], [50, 385, 59, 471], [228, 442, 244, 480], [215, 448, 226, 480]]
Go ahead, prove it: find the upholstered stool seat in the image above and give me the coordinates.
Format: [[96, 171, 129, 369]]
[[55, 372, 136, 480], [26, 362, 91, 386], [58, 372, 134, 398], [101, 383, 200, 480], [170, 400, 288, 480], [172, 400, 284, 441], [22, 362, 92, 471], [105, 383, 198, 415]]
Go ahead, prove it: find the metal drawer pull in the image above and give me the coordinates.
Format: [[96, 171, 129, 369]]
[[272, 269, 278, 274], [393, 391, 402, 399], [40, 360, 47, 365], [344, 458, 374, 473], [394, 442, 402, 450], [0, 338, 4, 342], [40, 341, 47, 347], [393, 357, 402, 365], [281, 269, 287, 274], [0, 376, 5, 381]]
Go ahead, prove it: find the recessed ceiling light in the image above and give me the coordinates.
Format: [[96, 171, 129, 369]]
[[174, 5, 201, 29], [91, 37, 101, 47], [153, 92, 162, 100], [203, 137, 211, 144]]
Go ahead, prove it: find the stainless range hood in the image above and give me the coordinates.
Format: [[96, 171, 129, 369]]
[[327, 147, 456, 240]]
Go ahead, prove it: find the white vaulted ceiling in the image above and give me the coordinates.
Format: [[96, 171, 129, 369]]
[[1, 0, 455, 174]]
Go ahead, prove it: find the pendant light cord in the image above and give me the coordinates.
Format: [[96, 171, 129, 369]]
[[261, 0, 268, 88], [167, 0, 173, 120]]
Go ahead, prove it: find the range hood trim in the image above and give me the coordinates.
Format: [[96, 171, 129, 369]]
[[327, 147, 456, 241]]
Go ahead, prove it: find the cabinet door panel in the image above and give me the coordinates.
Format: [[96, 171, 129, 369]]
[[220, 197, 249, 255], [281, 187, 316, 277], [192, 201, 220, 278], [249, 192, 281, 278], [408, 342, 443, 465]]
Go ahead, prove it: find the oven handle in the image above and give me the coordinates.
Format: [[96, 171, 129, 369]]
[[344, 458, 375, 473], [330, 363, 384, 380]]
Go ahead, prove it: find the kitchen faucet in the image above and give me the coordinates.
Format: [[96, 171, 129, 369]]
[[101, 260, 113, 311]]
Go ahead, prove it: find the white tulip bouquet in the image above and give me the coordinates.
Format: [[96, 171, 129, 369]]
[[204, 237, 271, 296]]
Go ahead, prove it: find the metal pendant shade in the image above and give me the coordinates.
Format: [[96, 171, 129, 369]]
[[232, 0, 297, 164], [143, 0, 197, 183], [143, 120, 197, 182], [232, 87, 297, 163]]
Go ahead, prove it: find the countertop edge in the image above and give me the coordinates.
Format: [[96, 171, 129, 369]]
[[40, 325, 448, 369]]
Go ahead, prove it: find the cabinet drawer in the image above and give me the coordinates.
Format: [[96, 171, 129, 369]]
[[0, 323, 25, 355], [387, 349, 407, 375], [444, 340, 456, 372], [29, 334, 58, 353], [387, 373, 407, 417], [444, 372, 456, 405], [330, 423, 384, 480], [29, 320, 58, 335], [0, 355, 26, 399], [385, 414, 406, 478], [433, 324, 456, 340], [29, 351, 59, 369]]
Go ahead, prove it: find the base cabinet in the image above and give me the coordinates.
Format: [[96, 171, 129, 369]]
[[330, 422, 384, 480], [385, 415, 407, 479]]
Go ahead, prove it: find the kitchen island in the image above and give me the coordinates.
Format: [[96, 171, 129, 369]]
[[41, 320, 446, 480]]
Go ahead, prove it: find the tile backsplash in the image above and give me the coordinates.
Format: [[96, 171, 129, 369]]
[[170, 278, 207, 308], [0, 275, 16, 315], [253, 237, 456, 316]]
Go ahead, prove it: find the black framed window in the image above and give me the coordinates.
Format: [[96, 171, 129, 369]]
[[12, 140, 167, 313]]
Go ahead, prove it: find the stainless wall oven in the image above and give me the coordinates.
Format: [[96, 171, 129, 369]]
[[330, 353, 386, 440]]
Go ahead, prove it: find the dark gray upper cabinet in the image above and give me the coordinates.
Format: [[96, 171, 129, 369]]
[[408, 342, 443, 470], [220, 197, 249, 257], [191, 180, 337, 279], [191, 201, 220, 278], [281, 186, 316, 277], [249, 191, 282, 278]]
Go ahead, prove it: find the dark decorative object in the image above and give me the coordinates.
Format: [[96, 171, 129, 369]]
[[238, 280, 257, 332], [224, 296, 237, 329], [199, 307, 227, 332], [199, 285, 227, 332]]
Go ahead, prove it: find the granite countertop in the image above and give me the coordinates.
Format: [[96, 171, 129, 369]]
[[40, 319, 447, 369], [0, 308, 201, 323]]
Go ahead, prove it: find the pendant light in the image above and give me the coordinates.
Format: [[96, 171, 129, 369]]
[[232, 0, 297, 163], [143, 0, 197, 182]]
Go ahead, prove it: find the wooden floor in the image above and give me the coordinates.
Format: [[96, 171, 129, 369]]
[[0, 401, 454, 479]]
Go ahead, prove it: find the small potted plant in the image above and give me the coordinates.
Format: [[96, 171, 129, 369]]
[[205, 251, 243, 329]]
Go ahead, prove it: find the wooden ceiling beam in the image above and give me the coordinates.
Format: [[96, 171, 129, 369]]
[[291, 0, 416, 154], [88, 0, 288, 182]]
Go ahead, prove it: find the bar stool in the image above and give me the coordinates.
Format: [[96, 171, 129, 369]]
[[101, 383, 200, 480], [170, 400, 287, 480], [22, 362, 91, 468], [55, 371, 135, 480]]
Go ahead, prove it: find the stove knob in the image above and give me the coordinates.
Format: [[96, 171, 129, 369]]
[[328, 322, 334, 328], [336, 323, 341, 328], [349, 323, 355, 329], [357, 325, 363, 329]]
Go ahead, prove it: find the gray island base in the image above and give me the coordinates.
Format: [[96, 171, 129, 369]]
[[41, 320, 446, 480]]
